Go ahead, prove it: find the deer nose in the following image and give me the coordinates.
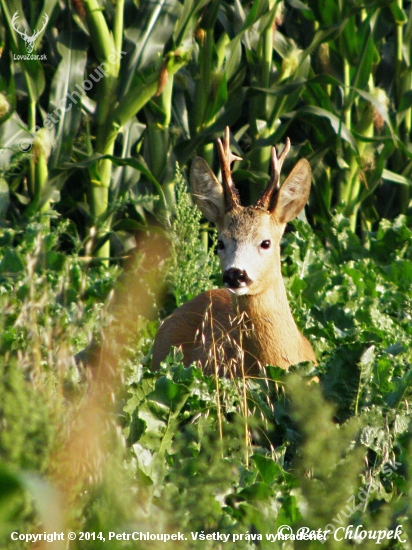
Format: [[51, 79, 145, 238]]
[[223, 268, 251, 289]]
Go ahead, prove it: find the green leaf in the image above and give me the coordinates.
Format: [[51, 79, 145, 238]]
[[237, 482, 274, 501], [48, 30, 88, 167], [205, 72, 228, 121], [0, 177, 10, 219], [382, 169, 412, 186], [297, 105, 358, 153], [300, 21, 347, 63], [241, 0, 271, 31], [340, 13, 358, 64], [174, 0, 210, 44], [0, 112, 32, 169], [0, 248, 25, 275], [287, 0, 312, 11], [223, 34, 243, 82], [59, 154, 163, 193], [389, 1, 407, 24], [354, 88, 395, 139], [382, 259, 412, 290], [111, 119, 146, 196], [386, 369, 412, 408], [398, 89, 412, 112], [149, 376, 190, 413], [251, 455, 283, 484], [121, 0, 182, 97], [351, 18, 375, 92]]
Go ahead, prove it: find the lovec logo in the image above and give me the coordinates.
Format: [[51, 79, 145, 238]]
[[12, 11, 48, 59]]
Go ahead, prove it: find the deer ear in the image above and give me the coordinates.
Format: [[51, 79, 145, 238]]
[[190, 157, 225, 225], [270, 159, 312, 223]]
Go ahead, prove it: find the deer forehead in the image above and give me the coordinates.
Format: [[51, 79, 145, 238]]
[[220, 207, 282, 243]]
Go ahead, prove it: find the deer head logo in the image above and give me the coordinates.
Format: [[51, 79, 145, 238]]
[[12, 11, 49, 54]]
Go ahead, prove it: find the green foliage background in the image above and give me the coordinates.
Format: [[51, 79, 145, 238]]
[[1, 0, 412, 251], [0, 0, 411, 549]]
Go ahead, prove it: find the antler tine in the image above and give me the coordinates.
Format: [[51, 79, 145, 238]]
[[36, 13, 49, 35], [12, 11, 26, 38], [255, 137, 291, 211], [217, 126, 242, 210]]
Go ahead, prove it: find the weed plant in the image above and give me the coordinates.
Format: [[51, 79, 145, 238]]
[[165, 167, 220, 309], [0, 219, 121, 549]]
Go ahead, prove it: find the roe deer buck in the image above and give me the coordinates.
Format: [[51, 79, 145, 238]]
[[152, 127, 316, 376]]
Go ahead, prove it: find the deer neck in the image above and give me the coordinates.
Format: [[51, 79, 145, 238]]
[[231, 276, 302, 372]]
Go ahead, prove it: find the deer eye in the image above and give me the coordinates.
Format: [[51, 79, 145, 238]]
[[260, 240, 271, 250], [217, 239, 225, 251]]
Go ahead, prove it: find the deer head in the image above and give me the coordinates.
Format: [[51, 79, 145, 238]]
[[12, 11, 49, 54], [190, 127, 312, 297]]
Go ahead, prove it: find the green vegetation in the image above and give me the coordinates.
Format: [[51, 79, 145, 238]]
[[0, 0, 412, 548], [2, 0, 412, 254], [0, 185, 411, 549]]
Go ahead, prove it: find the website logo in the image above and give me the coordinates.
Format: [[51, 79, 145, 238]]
[[12, 11, 48, 61]]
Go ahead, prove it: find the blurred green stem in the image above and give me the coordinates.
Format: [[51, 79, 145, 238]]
[[194, 28, 215, 166], [343, 58, 351, 130], [83, 0, 119, 261], [342, 102, 374, 230], [194, 28, 213, 133], [28, 98, 36, 198], [394, 0, 410, 211], [395, 0, 404, 109], [249, 3, 277, 201]]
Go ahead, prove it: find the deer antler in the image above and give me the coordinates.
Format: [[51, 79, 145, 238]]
[[255, 137, 291, 211], [32, 13, 49, 41], [11, 12, 28, 39], [217, 127, 242, 211]]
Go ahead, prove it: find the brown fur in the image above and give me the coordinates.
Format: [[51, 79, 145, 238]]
[[152, 289, 239, 375], [152, 283, 316, 377]]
